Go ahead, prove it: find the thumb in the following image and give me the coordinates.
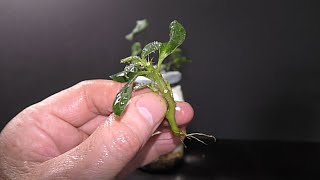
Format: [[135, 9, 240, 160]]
[[38, 92, 167, 179]]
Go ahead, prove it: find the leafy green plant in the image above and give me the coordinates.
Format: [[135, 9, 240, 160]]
[[110, 20, 186, 137], [125, 19, 190, 71], [110, 20, 215, 142]]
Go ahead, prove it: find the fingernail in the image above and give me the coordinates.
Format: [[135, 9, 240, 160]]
[[136, 94, 166, 126]]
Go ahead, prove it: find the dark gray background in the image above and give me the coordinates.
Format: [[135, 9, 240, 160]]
[[0, 0, 319, 142]]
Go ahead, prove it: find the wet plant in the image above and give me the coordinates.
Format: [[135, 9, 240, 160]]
[[110, 20, 215, 141]]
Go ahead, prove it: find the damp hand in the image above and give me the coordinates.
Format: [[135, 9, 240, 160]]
[[0, 80, 193, 179]]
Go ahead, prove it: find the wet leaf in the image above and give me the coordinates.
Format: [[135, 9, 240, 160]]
[[120, 56, 143, 66], [110, 71, 128, 82], [124, 63, 138, 73], [110, 64, 139, 82], [141, 41, 162, 59], [113, 76, 137, 116], [133, 83, 148, 90], [159, 20, 186, 63]]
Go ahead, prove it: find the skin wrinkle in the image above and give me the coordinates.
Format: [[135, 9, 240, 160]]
[[136, 106, 153, 126], [116, 130, 182, 178], [137, 93, 167, 133], [65, 82, 93, 127], [32, 123, 61, 160], [136, 126, 187, 167], [106, 122, 142, 162], [78, 115, 105, 135], [32, 107, 86, 155], [106, 129, 147, 179], [82, 81, 102, 117], [46, 80, 108, 128], [72, 121, 141, 178], [72, 115, 141, 177], [9, 110, 58, 162], [117, 122, 186, 176], [0, 136, 39, 179], [39, 143, 90, 178], [0, 159, 32, 180]]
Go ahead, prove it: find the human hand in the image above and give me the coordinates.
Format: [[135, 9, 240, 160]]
[[0, 80, 193, 179]]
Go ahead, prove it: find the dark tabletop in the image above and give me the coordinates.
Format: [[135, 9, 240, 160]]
[[129, 139, 320, 180]]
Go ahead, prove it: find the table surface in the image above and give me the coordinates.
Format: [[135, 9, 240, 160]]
[[128, 139, 320, 180]]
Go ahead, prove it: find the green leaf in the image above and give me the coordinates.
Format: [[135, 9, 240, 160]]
[[120, 56, 143, 65], [124, 63, 138, 72], [125, 19, 148, 41], [159, 20, 186, 64], [141, 41, 162, 59], [112, 76, 137, 116], [110, 71, 128, 82], [165, 48, 191, 71], [113, 84, 132, 116], [110, 64, 139, 82], [124, 64, 139, 78], [133, 83, 148, 90], [131, 42, 141, 56]]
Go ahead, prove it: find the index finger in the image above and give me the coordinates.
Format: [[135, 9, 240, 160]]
[[37, 80, 124, 127]]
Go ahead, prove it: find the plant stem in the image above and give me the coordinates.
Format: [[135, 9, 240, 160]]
[[151, 70, 186, 137]]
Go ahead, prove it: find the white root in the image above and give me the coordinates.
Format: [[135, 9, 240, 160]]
[[180, 138, 187, 148], [151, 131, 216, 147], [185, 132, 216, 145], [186, 133, 216, 140], [186, 135, 208, 145]]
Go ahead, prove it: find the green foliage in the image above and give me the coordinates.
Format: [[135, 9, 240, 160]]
[[127, 19, 190, 72], [141, 41, 162, 59], [110, 63, 140, 82], [164, 48, 191, 71], [110, 20, 188, 137], [158, 20, 186, 67], [112, 76, 137, 116]]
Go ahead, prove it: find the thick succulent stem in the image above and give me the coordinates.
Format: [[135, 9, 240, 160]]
[[152, 71, 186, 137]]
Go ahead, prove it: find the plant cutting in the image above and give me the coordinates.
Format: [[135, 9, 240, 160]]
[[110, 20, 214, 143]]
